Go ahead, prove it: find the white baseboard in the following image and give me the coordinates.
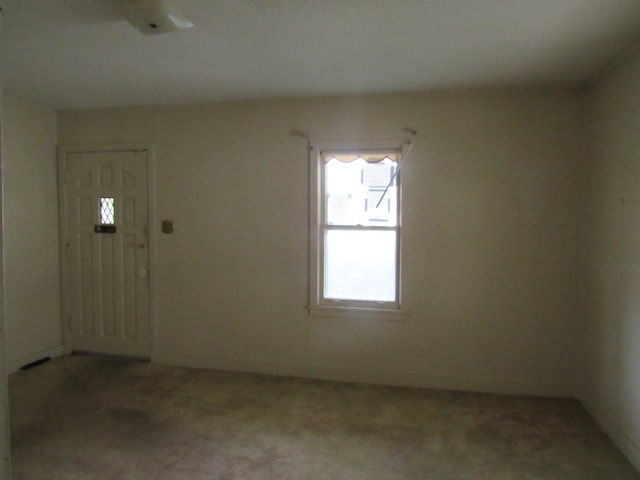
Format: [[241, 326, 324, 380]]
[[151, 352, 573, 398], [578, 387, 640, 472], [8, 345, 64, 374]]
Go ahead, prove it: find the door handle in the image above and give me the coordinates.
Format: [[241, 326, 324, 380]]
[[136, 242, 146, 249]]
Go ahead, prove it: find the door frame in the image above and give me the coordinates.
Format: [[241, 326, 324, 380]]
[[57, 143, 157, 358]]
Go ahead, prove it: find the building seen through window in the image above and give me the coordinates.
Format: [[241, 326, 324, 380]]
[[321, 153, 399, 304]]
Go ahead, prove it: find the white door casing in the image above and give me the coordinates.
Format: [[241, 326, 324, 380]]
[[60, 147, 152, 358]]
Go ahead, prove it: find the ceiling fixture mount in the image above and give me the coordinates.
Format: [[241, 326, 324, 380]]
[[113, 0, 194, 35]]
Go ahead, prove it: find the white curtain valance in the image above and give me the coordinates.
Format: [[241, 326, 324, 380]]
[[321, 151, 400, 164]]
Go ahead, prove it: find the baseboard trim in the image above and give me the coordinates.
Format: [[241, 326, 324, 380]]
[[8, 345, 64, 374], [578, 387, 640, 472], [151, 352, 573, 398]]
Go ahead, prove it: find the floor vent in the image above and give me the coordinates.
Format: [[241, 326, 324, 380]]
[[20, 357, 51, 370], [71, 351, 150, 363]]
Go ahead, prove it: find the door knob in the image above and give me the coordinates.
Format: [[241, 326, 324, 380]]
[[136, 242, 146, 249]]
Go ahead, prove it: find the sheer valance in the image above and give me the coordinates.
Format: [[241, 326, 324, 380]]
[[321, 151, 400, 164]]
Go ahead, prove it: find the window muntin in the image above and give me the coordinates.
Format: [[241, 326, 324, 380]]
[[317, 150, 401, 309]]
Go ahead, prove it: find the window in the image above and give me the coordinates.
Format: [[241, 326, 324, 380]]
[[309, 144, 408, 320], [100, 197, 115, 225]]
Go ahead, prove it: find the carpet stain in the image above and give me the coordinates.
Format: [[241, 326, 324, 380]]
[[8, 355, 640, 480]]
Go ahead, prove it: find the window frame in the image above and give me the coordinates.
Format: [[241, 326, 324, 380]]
[[308, 140, 409, 321]]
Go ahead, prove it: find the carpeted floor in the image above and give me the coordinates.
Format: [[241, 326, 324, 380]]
[[8, 355, 639, 480]]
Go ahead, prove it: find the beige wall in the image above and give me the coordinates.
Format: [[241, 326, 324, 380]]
[[0, 91, 11, 480], [58, 89, 583, 396], [581, 45, 640, 469], [3, 96, 62, 372]]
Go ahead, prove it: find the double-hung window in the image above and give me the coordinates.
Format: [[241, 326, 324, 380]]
[[309, 144, 408, 320]]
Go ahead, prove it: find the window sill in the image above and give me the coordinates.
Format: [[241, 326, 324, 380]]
[[307, 305, 410, 322]]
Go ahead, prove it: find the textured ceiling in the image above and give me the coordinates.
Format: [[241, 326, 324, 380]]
[[3, 0, 640, 109]]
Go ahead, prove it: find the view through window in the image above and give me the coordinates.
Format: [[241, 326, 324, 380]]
[[320, 151, 400, 305]]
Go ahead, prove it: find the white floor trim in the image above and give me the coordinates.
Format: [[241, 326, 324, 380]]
[[152, 352, 573, 398], [578, 387, 640, 472], [8, 345, 64, 374]]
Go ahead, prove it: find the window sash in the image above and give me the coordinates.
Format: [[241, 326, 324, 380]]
[[321, 226, 399, 308], [316, 149, 401, 310]]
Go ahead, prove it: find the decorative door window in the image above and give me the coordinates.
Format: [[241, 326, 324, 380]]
[[100, 197, 115, 225]]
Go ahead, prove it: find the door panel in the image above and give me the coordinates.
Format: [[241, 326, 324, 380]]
[[65, 150, 149, 357]]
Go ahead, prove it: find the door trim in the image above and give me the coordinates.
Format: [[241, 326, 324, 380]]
[[57, 143, 157, 357]]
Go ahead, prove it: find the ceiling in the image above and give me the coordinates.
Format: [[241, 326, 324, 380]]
[[3, 0, 640, 110]]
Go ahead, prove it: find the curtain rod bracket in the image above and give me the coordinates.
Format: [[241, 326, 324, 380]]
[[290, 129, 310, 139]]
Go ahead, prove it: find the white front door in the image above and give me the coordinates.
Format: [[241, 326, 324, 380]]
[[62, 149, 150, 358]]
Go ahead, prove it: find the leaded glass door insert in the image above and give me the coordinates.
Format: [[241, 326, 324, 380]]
[[100, 197, 115, 225]]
